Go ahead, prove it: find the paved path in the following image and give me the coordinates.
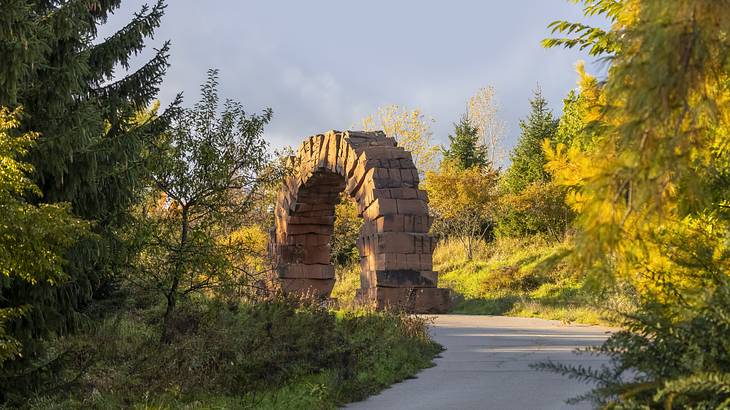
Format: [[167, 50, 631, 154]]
[[347, 315, 612, 410]]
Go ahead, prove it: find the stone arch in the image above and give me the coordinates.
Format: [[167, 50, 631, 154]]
[[271, 130, 450, 313]]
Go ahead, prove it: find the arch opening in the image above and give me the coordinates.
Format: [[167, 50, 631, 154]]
[[271, 130, 451, 313]]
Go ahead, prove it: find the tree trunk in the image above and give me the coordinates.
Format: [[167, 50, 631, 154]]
[[161, 206, 189, 343], [466, 235, 473, 261]]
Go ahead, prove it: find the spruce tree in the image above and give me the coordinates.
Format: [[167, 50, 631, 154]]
[[443, 114, 489, 170], [0, 107, 89, 368], [0, 0, 173, 360], [501, 88, 558, 193]]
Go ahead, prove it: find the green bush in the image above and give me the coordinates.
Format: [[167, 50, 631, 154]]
[[12, 293, 441, 409], [534, 277, 730, 408], [495, 181, 572, 240]]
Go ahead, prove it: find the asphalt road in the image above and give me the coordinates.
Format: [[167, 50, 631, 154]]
[[346, 315, 612, 410]]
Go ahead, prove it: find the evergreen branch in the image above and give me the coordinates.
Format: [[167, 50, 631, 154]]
[[46, 0, 122, 38], [88, 0, 166, 84], [90, 41, 170, 110], [654, 373, 730, 402]]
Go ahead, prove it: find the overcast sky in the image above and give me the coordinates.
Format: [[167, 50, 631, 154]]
[[106, 1, 604, 166]]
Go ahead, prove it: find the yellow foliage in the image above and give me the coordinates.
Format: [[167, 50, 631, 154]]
[[424, 162, 499, 259], [467, 86, 505, 165], [359, 104, 439, 174], [544, 1, 730, 301], [424, 162, 497, 221], [220, 225, 269, 273]]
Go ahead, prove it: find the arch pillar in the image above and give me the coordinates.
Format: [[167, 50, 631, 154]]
[[271, 130, 451, 313]]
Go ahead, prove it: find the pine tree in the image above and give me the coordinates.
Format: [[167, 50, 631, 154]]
[[0, 0, 173, 360], [0, 107, 89, 368], [443, 114, 489, 170], [501, 88, 558, 193]]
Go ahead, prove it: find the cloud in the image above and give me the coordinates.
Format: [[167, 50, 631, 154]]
[[101, 0, 604, 158], [280, 67, 346, 126]]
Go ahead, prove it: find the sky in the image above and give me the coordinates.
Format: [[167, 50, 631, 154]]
[[105, 1, 604, 166]]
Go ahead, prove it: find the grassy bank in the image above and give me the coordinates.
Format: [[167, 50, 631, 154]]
[[435, 237, 628, 325], [14, 292, 441, 409]]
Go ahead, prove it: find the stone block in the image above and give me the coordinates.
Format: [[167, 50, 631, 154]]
[[287, 215, 335, 225], [385, 187, 420, 200], [360, 146, 408, 160], [374, 253, 401, 270], [278, 263, 335, 279], [399, 158, 416, 168], [375, 214, 405, 232], [373, 232, 417, 254], [356, 287, 452, 313], [359, 268, 375, 289], [344, 149, 359, 179], [277, 244, 305, 263], [301, 244, 331, 264], [294, 202, 336, 212], [420, 254, 434, 271], [362, 198, 398, 219], [356, 234, 376, 257], [370, 167, 394, 189], [295, 209, 336, 217], [371, 269, 437, 288], [406, 253, 420, 268], [287, 233, 331, 246], [361, 215, 431, 234], [398, 169, 419, 187], [411, 215, 433, 233], [396, 199, 428, 215], [286, 224, 334, 236], [280, 278, 335, 298]]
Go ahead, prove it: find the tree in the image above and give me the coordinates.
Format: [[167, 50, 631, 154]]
[[496, 181, 573, 241], [134, 70, 273, 342], [554, 62, 601, 150], [424, 162, 499, 260], [331, 194, 362, 268], [0, 107, 88, 367], [501, 87, 559, 194], [443, 114, 489, 170], [0, 0, 174, 345], [539, 1, 730, 407], [468, 86, 506, 165], [497, 88, 562, 238], [359, 105, 439, 175]]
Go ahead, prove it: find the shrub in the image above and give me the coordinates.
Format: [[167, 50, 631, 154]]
[[495, 181, 573, 240], [534, 277, 730, 408], [12, 293, 441, 409]]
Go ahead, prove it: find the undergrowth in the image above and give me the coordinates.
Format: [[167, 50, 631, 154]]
[[7, 291, 441, 409]]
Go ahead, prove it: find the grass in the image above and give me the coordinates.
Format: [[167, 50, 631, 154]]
[[331, 263, 361, 309], [435, 236, 627, 325], [13, 291, 442, 409]]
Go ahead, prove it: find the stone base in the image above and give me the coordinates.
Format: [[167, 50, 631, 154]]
[[280, 278, 335, 299], [355, 287, 452, 313]]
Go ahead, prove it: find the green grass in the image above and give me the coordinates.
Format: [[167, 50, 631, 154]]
[[331, 263, 361, 309], [15, 293, 442, 410], [435, 236, 626, 325]]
